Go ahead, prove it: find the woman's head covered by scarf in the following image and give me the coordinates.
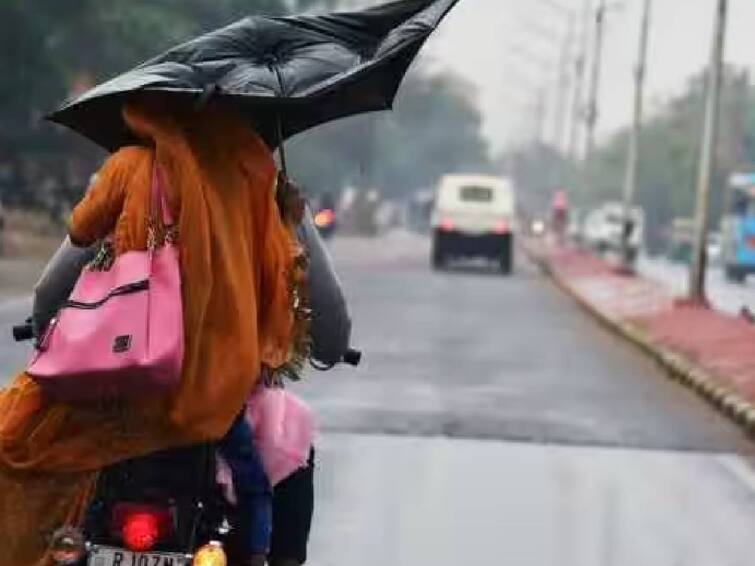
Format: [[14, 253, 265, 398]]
[[120, 93, 299, 380]]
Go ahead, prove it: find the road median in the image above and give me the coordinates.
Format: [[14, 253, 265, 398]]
[[523, 238, 755, 438]]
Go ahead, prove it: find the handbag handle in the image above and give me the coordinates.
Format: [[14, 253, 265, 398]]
[[148, 163, 176, 250], [151, 164, 174, 229]]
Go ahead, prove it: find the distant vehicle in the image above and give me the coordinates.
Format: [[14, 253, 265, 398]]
[[531, 218, 546, 237], [313, 192, 337, 239], [313, 207, 336, 238], [582, 202, 644, 264], [721, 173, 755, 282], [430, 174, 516, 273]]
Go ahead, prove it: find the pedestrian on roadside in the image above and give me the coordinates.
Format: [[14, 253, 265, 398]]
[[551, 189, 569, 245]]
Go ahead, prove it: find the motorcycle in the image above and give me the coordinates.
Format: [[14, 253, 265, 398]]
[[312, 193, 338, 240], [313, 207, 337, 239], [12, 320, 360, 566]]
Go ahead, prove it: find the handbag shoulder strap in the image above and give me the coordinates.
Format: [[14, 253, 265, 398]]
[[151, 164, 174, 229]]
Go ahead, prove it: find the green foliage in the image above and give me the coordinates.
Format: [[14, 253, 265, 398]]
[[509, 67, 755, 251], [1, 0, 489, 206], [585, 68, 751, 249], [287, 72, 490, 197], [1, 0, 296, 150]]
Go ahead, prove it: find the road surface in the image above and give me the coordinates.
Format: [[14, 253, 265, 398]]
[[1, 233, 754, 565]]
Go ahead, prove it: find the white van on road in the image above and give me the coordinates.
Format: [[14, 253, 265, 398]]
[[430, 174, 516, 273]]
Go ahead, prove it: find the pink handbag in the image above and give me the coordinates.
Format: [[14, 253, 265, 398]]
[[217, 387, 315, 497], [26, 167, 184, 402]]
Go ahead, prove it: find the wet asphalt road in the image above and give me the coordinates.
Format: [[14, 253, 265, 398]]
[[1, 233, 755, 565], [311, 434, 755, 566], [296, 233, 753, 454], [300, 233, 755, 566], [0, 295, 31, 380]]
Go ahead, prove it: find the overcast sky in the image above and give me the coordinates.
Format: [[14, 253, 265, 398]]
[[413, 0, 755, 153]]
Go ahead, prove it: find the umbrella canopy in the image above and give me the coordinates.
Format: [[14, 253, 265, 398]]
[[48, 0, 460, 152]]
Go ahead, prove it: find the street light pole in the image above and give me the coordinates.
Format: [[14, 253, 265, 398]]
[[689, 0, 728, 303], [584, 0, 606, 170], [567, 0, 593, 163], [534, 87, 549, 145], [528, 1, 577, 154], [503, 43, 556, 147], [620, 0, 652, 271], [553, 13, 577, 154]]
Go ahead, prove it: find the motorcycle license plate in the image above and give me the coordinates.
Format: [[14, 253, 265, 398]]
[[88, 546, 189, 566]]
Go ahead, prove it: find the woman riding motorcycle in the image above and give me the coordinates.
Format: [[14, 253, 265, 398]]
[[0, 94, 310, 565], [28, 176, 352, 566]]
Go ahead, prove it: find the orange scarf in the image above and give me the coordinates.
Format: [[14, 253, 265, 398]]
[[0, 95, 298, 564]]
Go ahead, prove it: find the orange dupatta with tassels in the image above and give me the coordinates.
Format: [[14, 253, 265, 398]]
[[0, 96, 300, 565]]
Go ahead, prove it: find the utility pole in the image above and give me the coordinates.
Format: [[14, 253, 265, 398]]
[[689, 0, 728, 303], [553, 13, 577, 154], [584, 0, 606, 172], [534, 88, 549, 145], [504, 43, 555, 147], [620, 0, 652, 271], [517, 1, 577, 146], [526, 2, 576, 153], [567, 0, 593, 163]]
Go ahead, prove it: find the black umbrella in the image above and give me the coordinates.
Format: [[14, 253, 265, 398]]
[[48, 0, 460, 164]]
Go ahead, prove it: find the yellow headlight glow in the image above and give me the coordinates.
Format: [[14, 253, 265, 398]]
[[192, 541, 227, 566]]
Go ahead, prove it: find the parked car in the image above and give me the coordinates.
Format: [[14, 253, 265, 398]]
[[582, 202, 645, 264], [430, 174, 516, 273]]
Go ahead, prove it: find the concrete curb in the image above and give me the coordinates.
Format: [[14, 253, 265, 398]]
[[522, 242, 755, 438]]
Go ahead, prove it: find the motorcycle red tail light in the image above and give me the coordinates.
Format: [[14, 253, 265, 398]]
[[314, 208, 335, 228], [112, 503, 173, 552], [123, 513, 159, 551], [439, 218, 454, 232]]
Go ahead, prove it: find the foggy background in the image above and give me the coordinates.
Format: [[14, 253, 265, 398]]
[[5, 0, 755, 253]]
